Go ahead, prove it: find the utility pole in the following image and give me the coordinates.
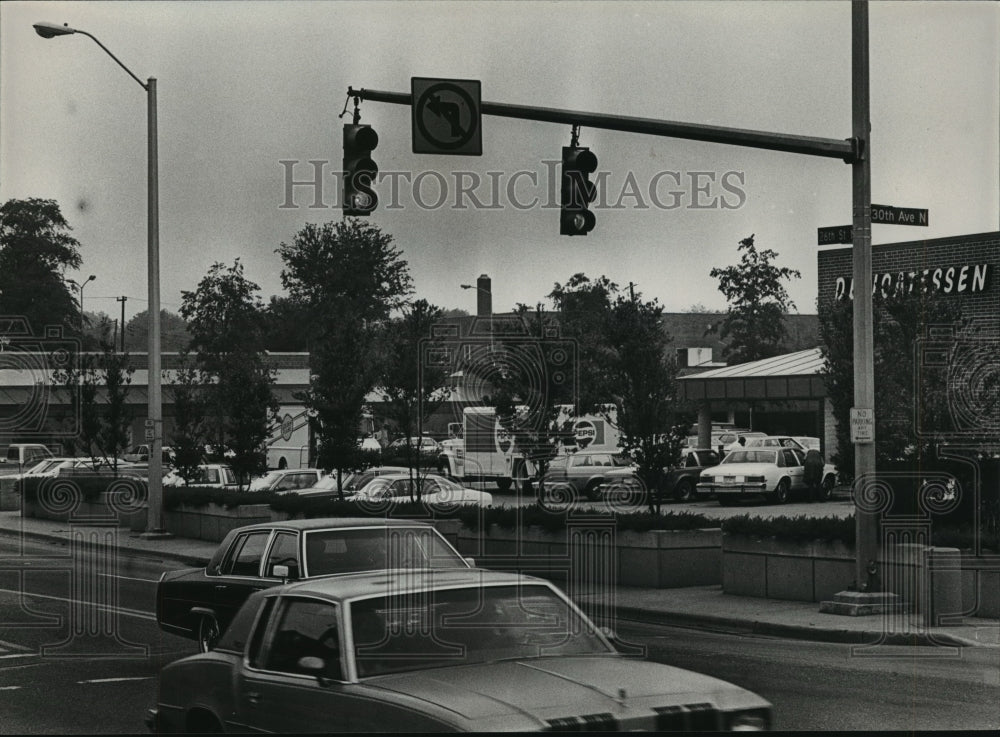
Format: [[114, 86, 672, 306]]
[[116, 296, 128, 352]]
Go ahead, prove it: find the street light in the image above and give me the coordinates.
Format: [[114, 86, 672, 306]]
[[79, 274, 96, 334], [35, 21, 165, 536]]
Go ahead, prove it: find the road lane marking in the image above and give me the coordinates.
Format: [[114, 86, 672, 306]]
[[0, 654, 37, 661], [0, 685, 22, 690], [0, 587, 156, 621], [97, 572, 162, 584], [77, 676, 152, 684]]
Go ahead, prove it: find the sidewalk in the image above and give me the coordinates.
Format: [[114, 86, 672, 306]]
[[2, 511, 998, 649]]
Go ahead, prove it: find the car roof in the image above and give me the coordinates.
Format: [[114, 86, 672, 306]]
[[233, 517, 439, 532], [275, 568, 542, 602]]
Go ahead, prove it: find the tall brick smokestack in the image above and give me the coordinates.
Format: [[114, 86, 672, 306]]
[[476, 274, 492, 317]]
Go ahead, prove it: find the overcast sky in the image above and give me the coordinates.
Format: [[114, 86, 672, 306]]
[[2, 0, 997, 326]]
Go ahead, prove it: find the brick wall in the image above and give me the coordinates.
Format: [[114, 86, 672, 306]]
[[817, 231, 999, 323]]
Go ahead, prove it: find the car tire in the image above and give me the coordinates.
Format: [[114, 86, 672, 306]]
[[186, 709, 223, 733], [496, 478, 512, 493], [584, 479, 602, 501], [673, 478, 694, 502], [818, 475, 835, 502], [197, 614, 221, 654], [770, 478, 791, 504]]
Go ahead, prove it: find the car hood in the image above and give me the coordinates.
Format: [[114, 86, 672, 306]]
[[363, 655, 768, 730]]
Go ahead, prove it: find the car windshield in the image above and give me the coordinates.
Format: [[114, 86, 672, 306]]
[[351, 584, 610, 677], [253, 471, 285, 488], [310, 474, 342, 491], [722, 450, 778, 465], [303, 527, 467, 577]]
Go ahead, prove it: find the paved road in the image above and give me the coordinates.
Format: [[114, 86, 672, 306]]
[[4, 534, 996, 732], [616, 619, 999, 731]]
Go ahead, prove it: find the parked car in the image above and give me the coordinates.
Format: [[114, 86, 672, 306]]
[[541, 450, 633, 500], [352, 472, 494, 508], [122, 444, 175, 464], [249, 468, 323, 493], [697, 447, 837, 505], [742, 435, 806, 450], [0, 443, 55, 477], [599, 447, 723, 502], [148, 569, 773, 732], [156, 518, 473, 653], [686, 430, 766, 452], [55, 458, 145, 477], [792, 436, 822, 451], [387, 436, 442, 455], [162, 464, 239, 489], [279, 466, 412, 503]]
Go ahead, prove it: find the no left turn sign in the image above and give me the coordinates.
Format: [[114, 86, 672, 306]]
[[411, 77, 482, 156]]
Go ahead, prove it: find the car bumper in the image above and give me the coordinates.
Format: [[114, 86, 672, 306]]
[[698, 482, 767, 496]]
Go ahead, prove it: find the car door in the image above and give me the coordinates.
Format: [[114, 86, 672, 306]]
[[783, 448, 807, 490], [237, 596, 358, 732], [209, 529, 276, 629]]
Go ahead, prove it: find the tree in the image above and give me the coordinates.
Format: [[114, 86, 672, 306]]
[[709, 234, 801, 364], [123, 309, 191, 352], [0, 198, 82, 337], [277, 219, 412, 493], [820, 291, 965, 475], [605, 292, 688, 514], [170, 356, 209, 485], [180, 260, 279, 488], [377, 300, 452, 487], [262, 295, 311, 352], [548, 273, 620, 411], [96, 344, 134, 475]]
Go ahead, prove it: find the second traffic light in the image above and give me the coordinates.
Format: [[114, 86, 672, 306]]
[[343, 124, 379, 216], [560, 145, 598, 236]]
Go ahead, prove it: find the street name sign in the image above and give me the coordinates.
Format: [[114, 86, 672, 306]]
[[818, 204, 928, 244], [870, 204, 928, 226], [818, 225, 854, 245], [850, 407, 875, 444], [411, 77, 482, 156]]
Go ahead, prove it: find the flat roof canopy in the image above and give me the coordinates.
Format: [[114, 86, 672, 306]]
[[677, 348, 827, 402]]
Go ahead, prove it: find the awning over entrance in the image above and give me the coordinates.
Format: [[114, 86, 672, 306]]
[[677, 348, 827, 401]]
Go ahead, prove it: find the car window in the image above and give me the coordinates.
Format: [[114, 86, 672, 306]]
[[303, 528, 467, 576], [219, 594, 276, 655], [788, 448, 805, 466], [611, 455, 630, 467], [547, 457, 568, 470], [200, 467, 220, 484], [422, 478, 442, 494], [260, 598, 343, 679], [571, 455, 591, 468], [221, 530, 271, 576], [265, 531, 300, 578]]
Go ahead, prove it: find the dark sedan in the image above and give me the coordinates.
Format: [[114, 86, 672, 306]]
[[156, 518, 472, 652], [598, 448, 722, 502], [540, 450, 633, 500]]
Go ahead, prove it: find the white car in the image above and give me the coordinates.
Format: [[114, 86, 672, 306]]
[[353, 472, 493, 507], [793, 436, 822, 451], [697, 447, 837, 505], [249, 468, 323, 492], [742, 435, 806, 451], [163, 464, 239, 489]]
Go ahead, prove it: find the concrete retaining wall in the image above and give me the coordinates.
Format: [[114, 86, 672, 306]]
[[722, 534, 855, 602], [454, 525, 722, 589]]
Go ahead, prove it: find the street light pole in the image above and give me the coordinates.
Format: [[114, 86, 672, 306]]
[[79, 275, 96, 336], [34, 21, 166, 536]]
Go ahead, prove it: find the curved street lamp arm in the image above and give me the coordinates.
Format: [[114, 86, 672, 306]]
[[75, 29, 148, 91]]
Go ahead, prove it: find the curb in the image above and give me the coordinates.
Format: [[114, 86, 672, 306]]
[[0, 524, 212, 568], [612, 605, 989, 648]]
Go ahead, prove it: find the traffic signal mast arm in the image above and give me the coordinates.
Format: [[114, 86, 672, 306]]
[[347, 86, 859, 163]]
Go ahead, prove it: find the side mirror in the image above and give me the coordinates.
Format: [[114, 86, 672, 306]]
[[272, 564, 298, 581], [297, 655, 325, 673]]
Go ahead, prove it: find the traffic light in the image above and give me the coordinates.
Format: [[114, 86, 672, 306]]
[[560, 146, 598, 236], [343, 124, 379, 216]]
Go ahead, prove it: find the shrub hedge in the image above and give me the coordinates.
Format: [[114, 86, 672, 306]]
[[721, 514, 857, 545]]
